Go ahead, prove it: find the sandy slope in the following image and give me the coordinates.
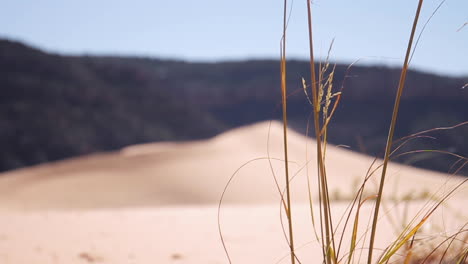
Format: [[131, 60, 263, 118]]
[[0, 121, 465, 209], [0, 121, 466, 263]]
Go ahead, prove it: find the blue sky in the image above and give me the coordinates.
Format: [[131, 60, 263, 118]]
[[1, 0, 467, 76]]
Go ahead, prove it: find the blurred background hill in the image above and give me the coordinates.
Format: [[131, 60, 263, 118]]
[[1, 38, 467, 174]]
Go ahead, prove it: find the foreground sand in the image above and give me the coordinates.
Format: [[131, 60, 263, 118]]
[[0, 121, 466, 263], [0, 202, 466, 264]]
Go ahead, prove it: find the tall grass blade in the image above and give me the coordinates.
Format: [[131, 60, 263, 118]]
[[306, 1, 336, 263], [367, 1, 424, 263], [280, 0, 296, 263]]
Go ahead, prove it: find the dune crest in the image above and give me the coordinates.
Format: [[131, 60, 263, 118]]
[[0, 121, 465, 210]]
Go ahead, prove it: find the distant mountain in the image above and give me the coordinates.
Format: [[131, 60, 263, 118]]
[[0, 38, 467, 174]]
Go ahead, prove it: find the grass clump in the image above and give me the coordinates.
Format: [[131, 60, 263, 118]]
[[218, 0, 467, 263]]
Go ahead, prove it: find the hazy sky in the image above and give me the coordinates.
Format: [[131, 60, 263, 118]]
[[1, 0, 467, 76]]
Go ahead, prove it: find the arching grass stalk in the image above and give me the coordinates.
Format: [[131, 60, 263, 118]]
[[367, 1, 424, 263], [280, 0, 296, 263], [306, 1, 336, 263]]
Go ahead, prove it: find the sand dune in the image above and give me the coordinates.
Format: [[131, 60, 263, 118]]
[[0, 121, 465, 210], [0, 121, 466, 263]]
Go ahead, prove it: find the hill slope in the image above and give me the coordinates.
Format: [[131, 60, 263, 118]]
[[0, 39, 222, 171]]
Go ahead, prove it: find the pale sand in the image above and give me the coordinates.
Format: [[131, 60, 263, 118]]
[[0, 121, 465, 209], [0, 202, 466, 264], [0, 121, 466, 263]]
